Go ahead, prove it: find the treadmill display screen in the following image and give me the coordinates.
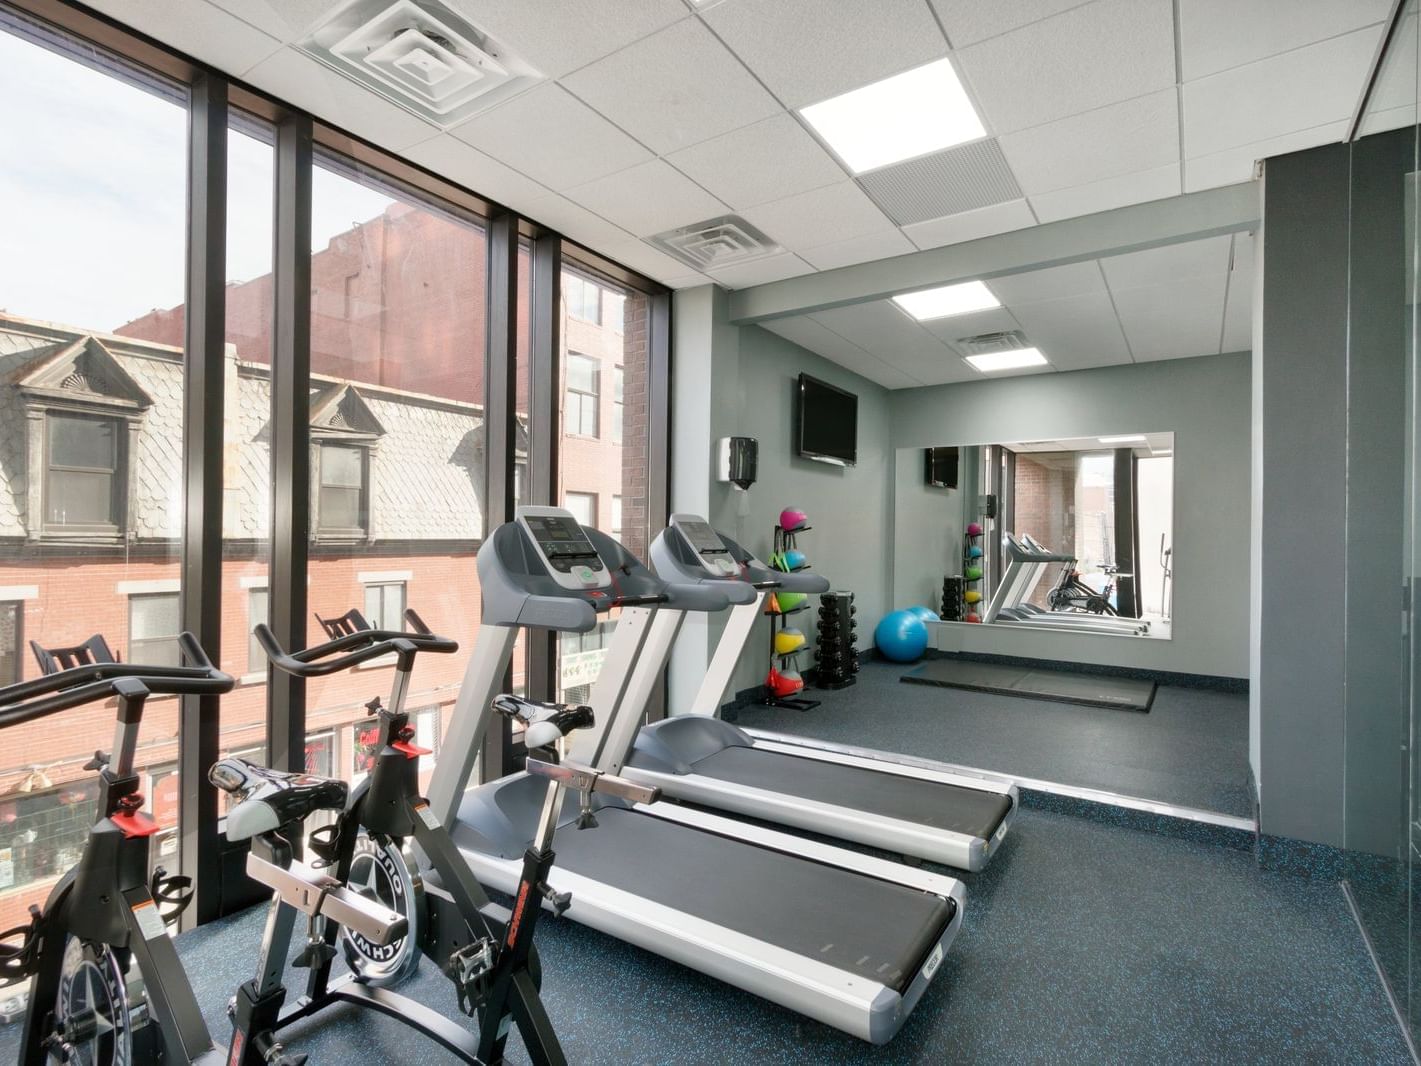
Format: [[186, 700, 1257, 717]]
[[678, 519, 727, 555], [525, 515, 598, 563]]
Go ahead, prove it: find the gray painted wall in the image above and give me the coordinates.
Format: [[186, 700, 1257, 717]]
[[890, 354, 1252, 679], [670, 291, 893, 704]]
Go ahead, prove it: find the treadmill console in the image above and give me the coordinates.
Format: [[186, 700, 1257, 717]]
[[516, 507, 611, 590], [671, 514, 740, 578]]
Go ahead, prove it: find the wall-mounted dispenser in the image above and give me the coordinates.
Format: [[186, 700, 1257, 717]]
[[717, 436, 758, 490]]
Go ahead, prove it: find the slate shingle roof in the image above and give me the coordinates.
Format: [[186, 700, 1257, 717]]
[[0, 314, 492, 542]]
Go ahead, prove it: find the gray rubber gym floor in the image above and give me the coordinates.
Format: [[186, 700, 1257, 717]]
[[1, 804, 1404, 1064], [736, 659, 1252, 817]]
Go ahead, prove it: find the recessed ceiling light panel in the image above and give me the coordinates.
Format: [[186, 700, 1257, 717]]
[[300, 0, 541, 128], [965, 347, 1049, 373], [892, 280, 999, 321], [799, 58, 986, 175]]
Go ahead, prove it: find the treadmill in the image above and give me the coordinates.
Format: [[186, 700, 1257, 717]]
[[619, 514, 1017, 872], [424, 507, 965, 1045], [984, 534, 1150, 635]]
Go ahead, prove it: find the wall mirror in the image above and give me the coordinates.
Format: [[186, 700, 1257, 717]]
[[895, 433, 1174, 639]]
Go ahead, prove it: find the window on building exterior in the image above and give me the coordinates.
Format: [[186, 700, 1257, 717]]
[[611, 496, 623, 542], [317, 443, 368, 535], [565, 354, 599, 438], [363, 580, 406, 630], [46, 413, 121, 531], [605, 292, 625, 335], [129, 592, 180, 666], [564, 492, 597, 529], [247, 587, 268, 673], [564, 272, 601, 324], [0, 601, 19, 686], [612, 365, 624, 445]]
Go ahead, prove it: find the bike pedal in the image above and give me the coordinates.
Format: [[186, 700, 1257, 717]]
[[539, 883, 572, 916]]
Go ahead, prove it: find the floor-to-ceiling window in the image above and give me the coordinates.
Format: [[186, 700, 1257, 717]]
[[0, 12, 188, 928]]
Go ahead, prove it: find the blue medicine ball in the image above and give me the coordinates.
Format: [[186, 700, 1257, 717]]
[[968, 545, 983, 559], [875, 610, 929, 663]]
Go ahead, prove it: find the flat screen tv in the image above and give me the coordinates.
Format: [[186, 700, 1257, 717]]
[[795, 373, 857, 466], [925, 446, 959, 489]]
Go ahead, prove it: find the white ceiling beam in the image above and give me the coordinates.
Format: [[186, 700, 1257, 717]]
[[727, 181, 1260, 324]]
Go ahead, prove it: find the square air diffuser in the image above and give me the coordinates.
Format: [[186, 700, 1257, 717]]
[[649, 216, 783, 272], [300, 0, 541, 127]]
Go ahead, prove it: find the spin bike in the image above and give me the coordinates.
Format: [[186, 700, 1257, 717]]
[[239, 609, 657, 1065], [0, 635, 235, 1064], [1047, 562, 1123, 616]]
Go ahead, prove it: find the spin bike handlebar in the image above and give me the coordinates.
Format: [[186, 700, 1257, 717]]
[[254, 609, 459, 678], [0, 632, 233, 729]]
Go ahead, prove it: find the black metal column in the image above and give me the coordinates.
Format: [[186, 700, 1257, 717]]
[[481, 209, 519, 780], [177, 71, 227, 930], [526, 231, 561, 703], [644, 289, 672, 723], [268, 113, 313, 773]]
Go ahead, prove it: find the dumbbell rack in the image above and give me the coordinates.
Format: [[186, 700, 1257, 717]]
[[763, 522, 820, 711], [814, 591, 858, 689]]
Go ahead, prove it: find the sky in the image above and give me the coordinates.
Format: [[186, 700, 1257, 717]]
[[0, 27, 398, 335]]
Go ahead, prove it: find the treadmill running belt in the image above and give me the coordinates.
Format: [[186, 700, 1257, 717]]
[[692, 746, 1012, 842], [546, 807, 952, 993]]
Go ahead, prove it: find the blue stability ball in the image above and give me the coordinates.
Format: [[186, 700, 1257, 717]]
[[907, 605, 940, 624], [875, 610, 930, 663]]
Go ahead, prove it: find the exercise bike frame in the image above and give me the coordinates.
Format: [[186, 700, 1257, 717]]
[[1, 636, 235, 1065], [241, 613, 565, 1066]]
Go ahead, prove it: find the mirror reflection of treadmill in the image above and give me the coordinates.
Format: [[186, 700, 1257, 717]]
[[616, 514, 1018, 874], [984, 534, 1150, 635], [422, 507, 964, 1046]]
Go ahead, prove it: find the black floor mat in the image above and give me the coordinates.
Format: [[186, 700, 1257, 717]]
[[901, 658, 1156, 712]]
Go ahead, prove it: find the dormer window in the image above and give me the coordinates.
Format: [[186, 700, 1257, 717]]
[[309, 382, 385, 542], [46, 413, 122, 532], [316, 443, 368, 536]]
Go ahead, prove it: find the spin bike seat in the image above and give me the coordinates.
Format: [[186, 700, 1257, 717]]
[[211, 758, 349, 842], [492, 694, 595, 748]]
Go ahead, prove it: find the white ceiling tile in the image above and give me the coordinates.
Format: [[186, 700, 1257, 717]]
[[901, 199, 1037, 250], [956, 0, 1174, 134], [203, 0, 343, 42], [85, 0, 282, 75], [1100, 235, 1231, 290], [1111, 273, 1228, 361], [1367, 10, 1420, 114], [666, 114, 847, 210], [565, 159, 727, 237], [401, 135, 552, 207], [1029, 164, 1180, 223], [448, 84, 651, 191], [1007, 290, 1133, 369], [999, 90, 1179, 195], [810, 300, 959, 367], [1178, 0, 1392, 81], [1181, 27, 1383, 159], [985, 261, 1107, 305], [705, 253, 813, 289], [562, 19, 780, 154], [1221, 233, 1254, 353], [798, 230, 915, 271], [929, 0, 1088, 49], [702, 0, 948, 109], [1182, 121, 1346, 191], [664, 273, 714, 289], [444, 0, 688, 79], [595, 236, 711, 283], [514, 190, 640, 250], [918, 307, 1024, 346], [741, 182, 895, 252], [1358, 104, 1419, 139], [244, 47, 439, 149], [762, 317, 925, 387]]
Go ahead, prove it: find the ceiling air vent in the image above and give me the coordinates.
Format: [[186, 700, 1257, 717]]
[[956, 329, 1030, 355], [649, 216, 783, 273], [299, 0, 541, 128]]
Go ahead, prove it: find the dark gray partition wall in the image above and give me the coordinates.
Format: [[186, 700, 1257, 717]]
[[1255, 132, 1409, 853]]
